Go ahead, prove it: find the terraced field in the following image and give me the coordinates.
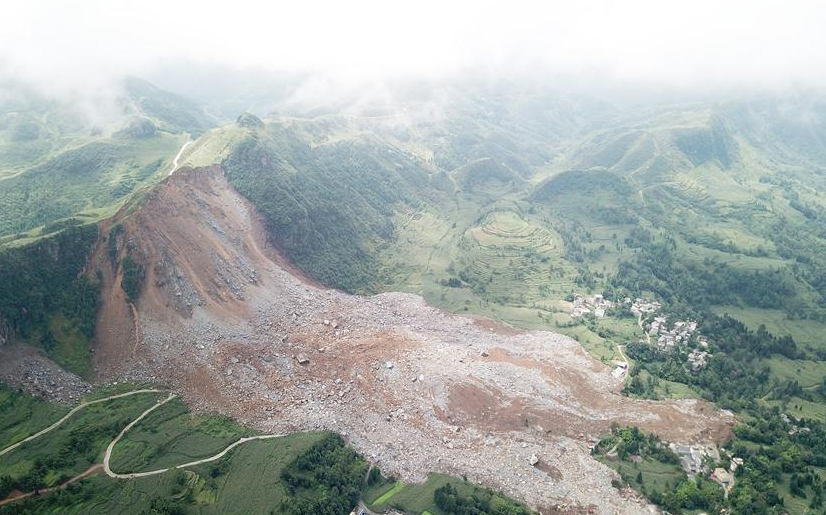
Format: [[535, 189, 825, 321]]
[[0, 390, 165, 492], [462, 210, 576, 307], [107, 397, 254, 474]]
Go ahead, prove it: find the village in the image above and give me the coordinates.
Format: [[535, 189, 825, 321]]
[[667, 442, 742, 496], [568, 294, 712, 372], [569, 294, 738, 495], [569, 293, 616, 318]]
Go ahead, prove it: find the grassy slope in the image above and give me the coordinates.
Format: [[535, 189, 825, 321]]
[[366, 473, 505, 515], [0, 390, 164, 486], [0, 386, 324, 514], [0, 133, 185, 241], [0, 387, 69, 450], [0, 76, 217, 246], [108, 397, 254, 473]]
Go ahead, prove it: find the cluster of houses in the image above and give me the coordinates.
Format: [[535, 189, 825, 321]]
[[570, 293, 615, 318], [687, 349, 711, 371], [630, 297, 661, 316], [669, 443, 743, 495], [640, 308, 714, 371], [781, 412, 812, 436], [647, 317, 701, 352], [669, 443, 717, 477]]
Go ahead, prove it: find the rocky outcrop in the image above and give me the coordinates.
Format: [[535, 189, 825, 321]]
[[0, 344, 90, 404]]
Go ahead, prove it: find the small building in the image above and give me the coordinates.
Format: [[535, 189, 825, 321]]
[[712, 467, 734, 493]]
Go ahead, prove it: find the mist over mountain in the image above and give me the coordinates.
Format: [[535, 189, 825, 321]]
[[2, 2, 826, 515]]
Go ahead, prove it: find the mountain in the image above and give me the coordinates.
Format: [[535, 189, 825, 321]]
[[2, 78, 826, 515], [0, 78, 217, 244]]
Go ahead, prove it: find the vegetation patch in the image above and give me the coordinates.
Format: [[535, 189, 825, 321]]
[[592, 426, 723, 514], [0, 390, 164, 498], [367, 472, 533, 515], [0, 225, 99, 376], [108, 397, 252, 473]]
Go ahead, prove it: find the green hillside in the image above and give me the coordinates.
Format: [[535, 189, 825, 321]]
[[0, 78, 217, 244], [3, 78, 826, 514]]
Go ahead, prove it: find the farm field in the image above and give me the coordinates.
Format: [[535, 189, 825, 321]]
[[0, 386, 326, 514], [0, 389, 164, 491], [0, 387, 68, 451], [714, 306, 826, 353], [597, 455, 686, 494], [366, 473, 528, 515], [108, 396, 253, 473]]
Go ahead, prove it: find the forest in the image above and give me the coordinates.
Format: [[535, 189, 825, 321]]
[[223, 130, 435, 293], [0, 225, 99, 352]]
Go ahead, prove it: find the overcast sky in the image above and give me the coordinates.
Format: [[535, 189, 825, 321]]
[[2, 0, 826, 91]]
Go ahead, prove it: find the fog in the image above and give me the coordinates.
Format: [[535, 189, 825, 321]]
[[2, 0, 826, 90]]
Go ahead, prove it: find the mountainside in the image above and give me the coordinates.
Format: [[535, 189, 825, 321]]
[[2, 78, 826, 514], [0, 78, 217, 245], [89, 165, 732, 514]]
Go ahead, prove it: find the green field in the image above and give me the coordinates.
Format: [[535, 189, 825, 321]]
[[714, 306, 826, 353], [42, 433, 326, 515], [366, 473, 531, 515], [109, 396, 253, 473], [0, 390, 164, 489], [598, 455, 686, 493], [0, 387, 68, 451], [0, 387, 329, 514]]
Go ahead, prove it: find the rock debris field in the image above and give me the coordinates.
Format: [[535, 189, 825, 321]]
[[88, 167, 734, 514]]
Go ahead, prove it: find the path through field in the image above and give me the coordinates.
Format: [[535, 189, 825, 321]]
[[0, 388, 164, 458], [101, 392, 287, 479], [0, 465, 102, 507], [168, 136, 194, 176], [1, 388, 291, 506]]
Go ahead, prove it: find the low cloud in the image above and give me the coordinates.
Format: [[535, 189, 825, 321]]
[[2, 0, 825, 103]]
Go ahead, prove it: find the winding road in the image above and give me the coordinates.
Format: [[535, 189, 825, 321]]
[[102, 393, 286, 479], [168, 136, 194, 176], [1, 388, 290, 506], [0, 389, 165, 458]]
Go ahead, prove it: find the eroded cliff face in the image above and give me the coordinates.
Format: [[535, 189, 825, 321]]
[[91, 165, 734, 514]]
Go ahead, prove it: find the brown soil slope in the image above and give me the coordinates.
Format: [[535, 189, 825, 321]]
[[93, 165, 734, 514]]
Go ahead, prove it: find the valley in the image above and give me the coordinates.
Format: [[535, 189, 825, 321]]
[[1, 77, 825, 515]]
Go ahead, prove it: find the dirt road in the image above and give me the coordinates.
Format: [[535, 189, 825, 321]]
[[2, 388, 289, 506], [0, 389, 164, 458], [0, 465, 102, 507], [167, 137, 194, 176], [102, 392, 287, 479]]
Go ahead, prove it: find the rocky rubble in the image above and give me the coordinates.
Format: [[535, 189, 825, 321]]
[[0, 344, 90, 404], [94, 166, 734, 515]]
